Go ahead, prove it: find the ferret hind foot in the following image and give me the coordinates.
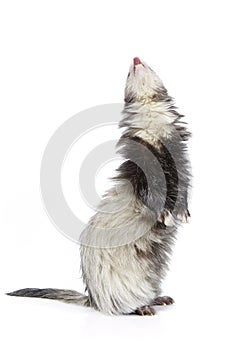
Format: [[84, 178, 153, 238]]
[[152, 296, 175, 306], [135, 305, 156, 316]]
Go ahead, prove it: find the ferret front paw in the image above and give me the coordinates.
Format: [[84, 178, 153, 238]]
[[157, 210, 175, 227], [177, 209, 190, 223]]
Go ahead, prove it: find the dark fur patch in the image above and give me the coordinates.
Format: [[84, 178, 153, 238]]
[[114, 132, 191, 220]]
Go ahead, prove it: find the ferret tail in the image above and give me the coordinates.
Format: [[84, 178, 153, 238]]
[[6, 288, 90, 306]]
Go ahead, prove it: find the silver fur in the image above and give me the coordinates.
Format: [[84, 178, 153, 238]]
[[7, 58, 191, 316], [80, 58, 191, 315]]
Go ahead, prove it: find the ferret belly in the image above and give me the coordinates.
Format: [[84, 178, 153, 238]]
[[80, 183, 176, 315], [81, 248, 153, 314]]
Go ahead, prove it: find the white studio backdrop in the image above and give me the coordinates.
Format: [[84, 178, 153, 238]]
[[0, 1, 232, 349]]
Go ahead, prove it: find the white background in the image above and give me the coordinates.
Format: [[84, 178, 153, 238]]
[[0, 0, 233, 349]]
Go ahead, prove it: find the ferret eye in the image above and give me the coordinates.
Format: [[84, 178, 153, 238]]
[[127, 72, 130, 78], [152, 93, 158, 100], [124, 94, 135, 103]]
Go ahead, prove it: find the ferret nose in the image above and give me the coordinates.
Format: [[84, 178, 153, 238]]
[[133, 57, 142, 66]]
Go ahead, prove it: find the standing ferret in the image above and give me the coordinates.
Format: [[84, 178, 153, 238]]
[[7, 57, 191, 316]]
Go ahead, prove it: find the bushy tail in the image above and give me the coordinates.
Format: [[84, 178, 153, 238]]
[[6, 288, 90, 306]]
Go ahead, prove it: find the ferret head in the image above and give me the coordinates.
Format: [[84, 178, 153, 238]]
[[125, 57, 168, 104]]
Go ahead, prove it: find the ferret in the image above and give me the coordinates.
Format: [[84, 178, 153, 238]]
[[7, 57, 191, 316]]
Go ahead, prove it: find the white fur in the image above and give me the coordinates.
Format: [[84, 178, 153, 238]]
[[81, 233, 160, 315], [122, 102, 177, 147], [80, 179, 162, 315], [123, 60, 177, 147], [125, 60, 164, 102], [80, 60, 179, 315], [80, 182, 156, 248]]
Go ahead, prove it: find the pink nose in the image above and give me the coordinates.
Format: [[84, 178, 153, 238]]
[[133, 57, 142, 66]]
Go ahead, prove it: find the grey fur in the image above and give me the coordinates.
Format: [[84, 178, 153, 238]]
[[7, 58, 191, 316], [7, 288, 89, 306]]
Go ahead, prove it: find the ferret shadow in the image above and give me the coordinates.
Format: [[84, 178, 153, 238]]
[[78, 304, 176, 338]]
